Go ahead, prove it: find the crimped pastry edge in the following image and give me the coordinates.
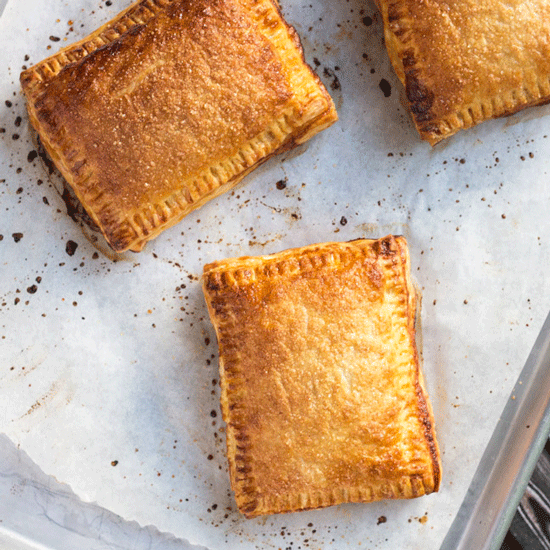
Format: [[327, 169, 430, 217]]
[[202, 236, 442, 518], [376, 0, 550, 145], [21, 0, 337, 252]]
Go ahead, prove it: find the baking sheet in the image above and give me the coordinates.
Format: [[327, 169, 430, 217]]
[[2, 0, 550, 548]]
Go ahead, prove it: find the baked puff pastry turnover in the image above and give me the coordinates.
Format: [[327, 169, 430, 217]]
[[20, 0, 337, 252], [202, 235, 441, 518], [375, 0, 550, 144]]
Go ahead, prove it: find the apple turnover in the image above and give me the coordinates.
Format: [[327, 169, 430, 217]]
[[20, 0, 337, 251], [376, 0, 550, 144], [202, 235, 441, 518]]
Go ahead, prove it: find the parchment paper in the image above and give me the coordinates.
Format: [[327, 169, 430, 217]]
[[1, 0, 550, 548]]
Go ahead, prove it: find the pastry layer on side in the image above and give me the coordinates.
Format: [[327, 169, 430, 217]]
[[202, 235, 441, 518]]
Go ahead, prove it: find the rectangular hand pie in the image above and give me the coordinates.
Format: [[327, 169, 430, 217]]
[[202, 235, 441, 518], [20, 0, 337, 252], [376, 0, 550, 144]]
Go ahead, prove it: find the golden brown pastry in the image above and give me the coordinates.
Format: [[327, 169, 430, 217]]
[[20, 0, 337, 252], [202, 235, 441, 518], [376, 0, 550, 144]]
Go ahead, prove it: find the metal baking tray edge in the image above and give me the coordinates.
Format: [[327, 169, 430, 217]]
[[441, 308, 550, 550]]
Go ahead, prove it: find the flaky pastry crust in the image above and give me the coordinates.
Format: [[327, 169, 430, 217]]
[[376, 0, 550, 144], [20, 0, 337, 252], [202, 235, 441, 518]]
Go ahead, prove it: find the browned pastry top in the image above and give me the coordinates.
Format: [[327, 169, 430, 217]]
[[21, 0, 336, 251], [202, 236, 441, 518], [34, 0, 291, 208], [377, 0, 550, 143]]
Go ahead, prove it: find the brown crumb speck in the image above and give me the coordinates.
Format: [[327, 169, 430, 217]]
[[65, 240, 78, 256], [379, 78, 391, 97]]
